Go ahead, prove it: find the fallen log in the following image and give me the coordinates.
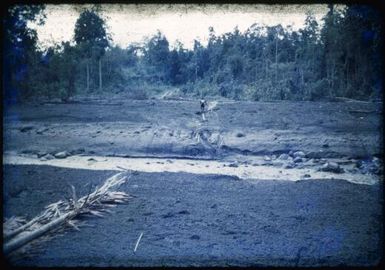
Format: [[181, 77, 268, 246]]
[[4, 211, 77, 254], [4, 215, 43, 240], [3, 172, 131, 256], [348, 109, 378, 114]]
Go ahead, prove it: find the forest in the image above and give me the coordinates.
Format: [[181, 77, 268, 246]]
[[3, 4, 383, 103]]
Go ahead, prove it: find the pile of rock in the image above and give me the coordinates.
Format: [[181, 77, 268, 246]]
[[38, 148, 85, 161], [355, 157, 383, 175], [319, 161, 344, 173], [280, 151, 307, 169]]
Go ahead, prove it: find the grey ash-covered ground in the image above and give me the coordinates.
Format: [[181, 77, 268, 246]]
[[3, 98, 384, 267], [3, 98, 383, 159]]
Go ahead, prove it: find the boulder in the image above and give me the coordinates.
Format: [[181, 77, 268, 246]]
[[278, 153, 289, 160], [272, 161, 284, 167], [285, 163, 296, 169], [293, 151, 306, 158], [20, 126, 34, 132], [321, 162, 344, 173], [264, 155, 271, 161], [293, 157, 303, 163], [36, 128, 49, 134], [54, 151, 69, 159], [190, 235, 200, 240], [70, 148, 85, 155], [44, 154, 55, 160], [37, 151, 48, 158], [296, 163, 305, 169]]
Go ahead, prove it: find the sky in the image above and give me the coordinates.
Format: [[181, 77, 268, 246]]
[[32, 4, 332, 50]]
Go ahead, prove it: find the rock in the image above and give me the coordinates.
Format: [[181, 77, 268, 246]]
[[306, 158, 314, 164], [37, 151, 48, 158], [303, 174, 311, 178], [54, 151, 69, 159], [272, 161, 283, 167], [293, 157, 303, 163], [285, 163, 296, 169], [190, 235, 200, 240], [20, 126, 34, 132], [321, 162, 344, 173], [162, 212, 175, 219], [296, 163, 305, 169], [236, 132, 245, 138], [322, 143, 329, 148], [264, 155, 272, 161], [44, 154, 55, 160], [70, 148, 85, 155], [228, 163, 239, 168], [293, 151, 306, 158], [36, 128, 49, 134], [21, 149, 39, 155]]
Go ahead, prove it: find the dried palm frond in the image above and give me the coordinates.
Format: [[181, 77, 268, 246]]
[[4, 171, 132, 256]]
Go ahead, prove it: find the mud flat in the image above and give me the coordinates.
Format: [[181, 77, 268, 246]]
[[3, 99, 383, 267], [3, 165, 383, 267], [3, 100, 383, 159]]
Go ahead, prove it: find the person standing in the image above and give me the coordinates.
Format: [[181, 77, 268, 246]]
[[200, 99, 207, 121]]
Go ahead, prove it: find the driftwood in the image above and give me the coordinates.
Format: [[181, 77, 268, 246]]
[[134, 232, 144, 253], [334, 97, 373, 103], [4, 211, 77, 255], [348, 109, 378, 114], [3, 172, 132, 256]]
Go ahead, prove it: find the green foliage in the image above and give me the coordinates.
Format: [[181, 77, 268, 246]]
[[3, 4, 46, 103], [74, 9, 110, 58], [4, 4, 382, 103]]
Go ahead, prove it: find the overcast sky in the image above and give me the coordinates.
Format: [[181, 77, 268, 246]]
[[32, 4, 331, 50]]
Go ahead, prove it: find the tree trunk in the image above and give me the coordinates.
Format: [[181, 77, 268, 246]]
[[86, 62, 90, 92], [99, 58, 102, 92], [275, 37, 278, 84], [4, 211, 77, 255], [330, 63, 333, 95]]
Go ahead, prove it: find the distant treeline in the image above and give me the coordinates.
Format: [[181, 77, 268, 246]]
[[3, 4, 383, 103]]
